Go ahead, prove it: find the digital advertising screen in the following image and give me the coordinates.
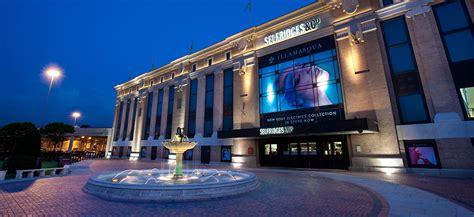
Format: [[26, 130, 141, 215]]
[[221, 146, 232, 162], [405, 141, 440, 168], [258, 36, 343, 127]]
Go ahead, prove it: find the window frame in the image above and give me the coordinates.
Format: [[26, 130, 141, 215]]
[[142, 92, 154, 140], [187, 79, 198, 138], [432, 0, 474, 120], [165, 86, 175, 139], [222, 68, 234, 131], [203, 74, 214, 137], [381, 16, 431, 124], [154, 89, 164, 139]]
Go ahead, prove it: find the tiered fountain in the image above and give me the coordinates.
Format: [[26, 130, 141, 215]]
[[83, 128, 258, 202]]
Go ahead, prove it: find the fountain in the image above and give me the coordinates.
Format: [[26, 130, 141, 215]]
[[162, 127, 196, 180], [83, 128, 258, 202]]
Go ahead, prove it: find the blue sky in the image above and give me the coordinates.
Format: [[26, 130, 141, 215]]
[[0, 0, 315, 127]]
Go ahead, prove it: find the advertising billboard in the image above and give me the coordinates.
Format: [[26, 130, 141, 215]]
[[405, 141, 441, 168], [258, 35, 343, 127]]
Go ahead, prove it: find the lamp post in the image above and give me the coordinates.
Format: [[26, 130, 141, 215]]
[[68, 111, 81, 161], [72, 112, 81, 127], [41, 64, 63, 125]]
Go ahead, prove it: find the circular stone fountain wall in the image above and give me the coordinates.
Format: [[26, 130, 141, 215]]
[[83, 169, 258, 202]]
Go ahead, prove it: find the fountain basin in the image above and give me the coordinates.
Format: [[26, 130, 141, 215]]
[[83, 169, 258, 202]]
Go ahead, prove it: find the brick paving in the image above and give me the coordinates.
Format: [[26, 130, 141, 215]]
[[0, 160, 388, 217], [342, 172, 474, 212]]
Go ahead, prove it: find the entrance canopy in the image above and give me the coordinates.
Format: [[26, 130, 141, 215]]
[[217, 118, 378, 139]]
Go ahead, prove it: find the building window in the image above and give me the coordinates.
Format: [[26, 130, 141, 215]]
[[460, 87, 474, 118], [264, 144, 277, 155], [165, 86, 175, 139], [404, 140, 441, 168], [142, 92, 153, 140], [258, 47, 343, 114], [113, 101, 124, 141], [129, 97, 138, 141], [226, 51, 231, 60], [192, 64, 197, 72], [171, 73, 175, 79], [381, 16, 430, 124], [221, 146, 232, 162], [154, 89, 164, 139], [382, 0, 393, 7], [204, 74, 214, 137], [184, 149, 193, 160], [208, 58, 213, 66], [223, 68, 233, 131], [187, 79, 198, 138], [160, 77, 164, 83], [140, 147, 147, 158], [283, 143, 299, 155], [122, 98, 131, 140], [433, 0, 474, 119]]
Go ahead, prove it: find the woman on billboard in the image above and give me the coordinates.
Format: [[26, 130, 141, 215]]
[[278, 63, 332, 110]]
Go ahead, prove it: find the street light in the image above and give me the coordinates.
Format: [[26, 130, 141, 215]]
[[44, 65, 62, 98], [72, 112, 81, 127], [41, 64, 63, 125]]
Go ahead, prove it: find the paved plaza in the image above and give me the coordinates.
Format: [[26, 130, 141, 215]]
[[0, 159, 473, 216]]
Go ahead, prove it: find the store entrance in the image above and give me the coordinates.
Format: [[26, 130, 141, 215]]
[[259, 135, 349, 169]]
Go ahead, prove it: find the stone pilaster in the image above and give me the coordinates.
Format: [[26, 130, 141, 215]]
[[117, 97, 127, 141], [213, 70, 224, 132], [406, 12, 464, 118]]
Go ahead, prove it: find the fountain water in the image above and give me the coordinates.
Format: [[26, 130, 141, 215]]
[[83, 128, 258, 202], [162, 127, 196, 180]]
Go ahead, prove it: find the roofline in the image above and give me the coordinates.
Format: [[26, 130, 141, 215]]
[[114, 1, 329, 91]]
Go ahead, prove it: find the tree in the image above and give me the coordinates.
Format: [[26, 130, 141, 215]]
[[42, 122, 75, 152], [0, 122, 41, 172]]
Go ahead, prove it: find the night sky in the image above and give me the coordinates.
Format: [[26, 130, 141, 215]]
[[0, 0, 314, 128]]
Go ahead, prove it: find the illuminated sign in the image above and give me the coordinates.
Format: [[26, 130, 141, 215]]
[[264, 17, 322, 45], [259, 126, 294, 136]]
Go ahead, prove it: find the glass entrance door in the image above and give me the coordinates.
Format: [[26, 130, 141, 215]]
[[151, 146, 157, 160], [259, 136, 348, 169]]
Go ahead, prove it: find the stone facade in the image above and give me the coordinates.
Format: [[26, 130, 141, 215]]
[[108, 0, 474, 171]]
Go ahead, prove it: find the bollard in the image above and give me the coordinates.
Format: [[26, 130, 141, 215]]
[[63, 165, 70, 175], [15, 170, 24, 179], [50, 169, 56, 176], [0, 170, 6, 181]]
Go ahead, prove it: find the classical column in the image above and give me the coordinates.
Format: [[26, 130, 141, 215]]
[[133, 93, 146, 152], [213, 70, 224, 133], [117, 97, 127, 141]]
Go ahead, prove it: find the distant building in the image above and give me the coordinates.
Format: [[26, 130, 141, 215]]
[[110, 0, 474, 172], [41, 127, 112, 154]]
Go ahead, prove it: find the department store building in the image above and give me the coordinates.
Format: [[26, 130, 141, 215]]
[[108, 0, 474, 173]]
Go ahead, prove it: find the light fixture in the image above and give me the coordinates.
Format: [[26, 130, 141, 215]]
[[349, 30, 364, 45], [239, 68, 246, 76]]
